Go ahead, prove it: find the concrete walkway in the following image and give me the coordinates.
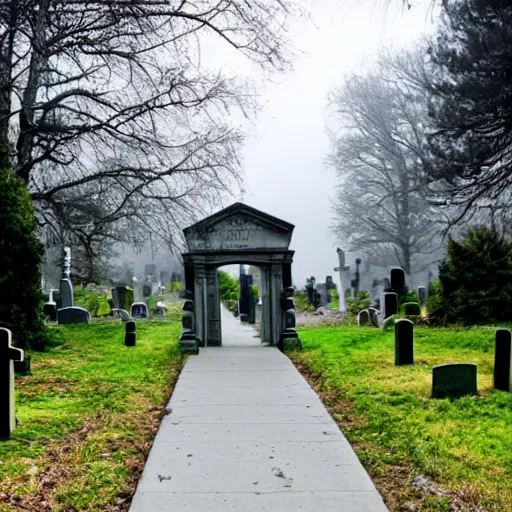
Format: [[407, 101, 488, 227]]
[[129, 307, 388, 511]]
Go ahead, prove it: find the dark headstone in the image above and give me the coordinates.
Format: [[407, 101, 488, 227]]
[[125, 321, 136, 346], [368, 308, 380, 327], [403, 302, 421, 316], [395, 319, 414, 365], [382, 292, 398, 320], [0, 328, 24, 439], [432, 363, 478, 399], [180, 295, 198, 354], [390, 267, 406, 297], [125, 332, 136, 347], [280, 287, 301, 352], [57, 307, 91, 324], [305, 276, 316, 304], [43, 302, 57, 321], [417, 286, 427, 305], [357, 309, 371, 326], [142, 283, 151, 297], [14, 356, 31, 376], [326, 275, 335, 290], [494, 329, 511, 392]]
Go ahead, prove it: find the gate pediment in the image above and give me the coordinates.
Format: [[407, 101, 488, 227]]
[[184, 203, 294, 252]]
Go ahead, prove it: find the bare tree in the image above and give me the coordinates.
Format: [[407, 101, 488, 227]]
[[0, 0, 297, 256], [327, 48, 444, 275]]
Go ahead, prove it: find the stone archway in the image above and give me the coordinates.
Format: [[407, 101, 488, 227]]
[[178, 203, 300, 353]]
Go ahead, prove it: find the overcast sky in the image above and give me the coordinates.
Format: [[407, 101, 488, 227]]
[[222, 0, 437, 286]]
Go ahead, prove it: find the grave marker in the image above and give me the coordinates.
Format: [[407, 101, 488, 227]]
[[381, 291, 398, 320], [403, 302, 421, 316], [432, 363, 478, 399], [57, 306, 90, 324], [417, 286, 427, 305], [390, 267, 406, 297], [125, 321, 136, 347], [494, 329, 511, 392], [59, 247, 74, 308], [0, 328, 24, 439], [130, 302, 149, 319], [395, 319, 414, 365], [357, 309, 371, 326]]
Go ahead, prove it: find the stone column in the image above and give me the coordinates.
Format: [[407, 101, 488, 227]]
[[259, 266, 271, 344], [59, 247, 74, 308], [206, 267, 221, 346], [194, 265, 207, 347], [269, 263, 283, 346], [282, 262, 292, 289]]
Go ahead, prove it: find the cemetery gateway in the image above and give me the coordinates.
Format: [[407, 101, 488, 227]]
[[179, 203, 299, 350]]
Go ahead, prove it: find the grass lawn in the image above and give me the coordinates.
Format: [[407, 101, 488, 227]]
[[0, 321, 183, 512], [290, 325, 512, 512]]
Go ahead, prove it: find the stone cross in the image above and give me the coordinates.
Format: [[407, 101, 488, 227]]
[[0, 328, 24, 439], [335, 248, 350, 313]]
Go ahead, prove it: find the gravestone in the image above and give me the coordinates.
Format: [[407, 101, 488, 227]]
[[0, 328, 24, 439], [368, 307, 380, 327], [125, 321, 136, 347], [390, 267, 406, 297], [43, 288, 58, 321], [130, 302, 148, 319], [350, 258, 361, 295], [381, 292, 398, 320], [403, 302, 421, 316], [57, 306, 91, 324], [57, 248, 92, 324], [494, 329, 512, 392], [179, 291, 199, 354], [357, 309, 371, 326], [316, 283, 329, 307], [305, 276, 316, 304], [59, 247, 74, 308], [142, 282, 152, 297], [395, 319, 414, 365], [417, 286, 427, 305], [280, 287, 301, 351], [432, 363, 478, 399]]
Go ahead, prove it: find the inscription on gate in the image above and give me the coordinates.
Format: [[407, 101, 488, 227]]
[[223, 228, 252, 249]]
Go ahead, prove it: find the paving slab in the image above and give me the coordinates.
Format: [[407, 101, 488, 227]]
[[129, 307, 388, 511]]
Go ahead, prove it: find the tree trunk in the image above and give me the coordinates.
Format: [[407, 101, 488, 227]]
[[16, 0, 50, 183], [0, 5, 17, 168]]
